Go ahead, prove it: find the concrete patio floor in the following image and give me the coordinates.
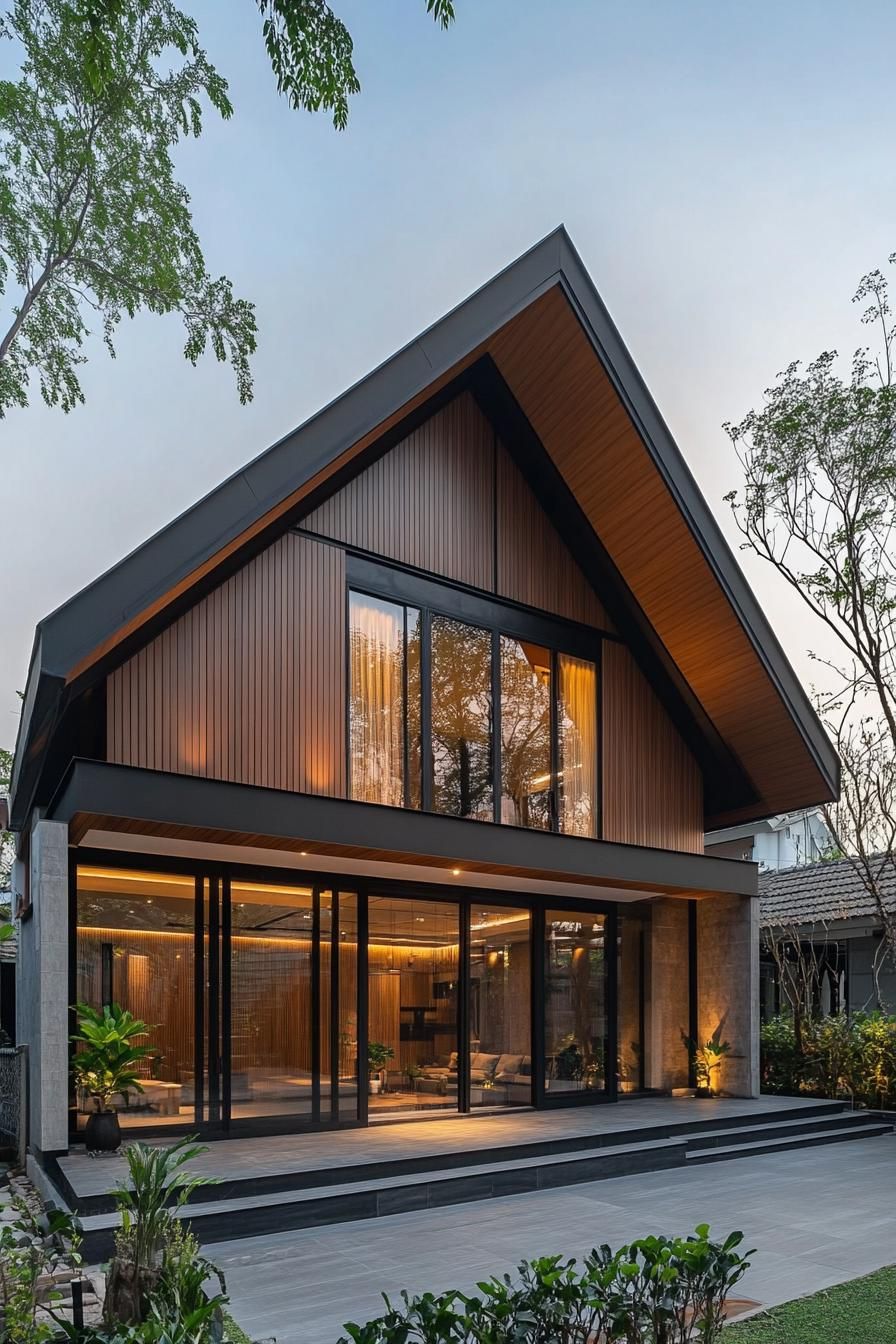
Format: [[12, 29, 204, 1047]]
[[60, 1094, 828, 1200], [212, 1133, 896, 1344]]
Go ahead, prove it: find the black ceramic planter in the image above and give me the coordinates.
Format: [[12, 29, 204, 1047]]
[[85, 1109, 121, 1153]]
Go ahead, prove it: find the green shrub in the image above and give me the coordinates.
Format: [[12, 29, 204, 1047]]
[[759, 1016, 805, 1094], [340, 1224, 752, 1344], [851, 1011, 896, 1109], [761, 1010, 896, 1109]]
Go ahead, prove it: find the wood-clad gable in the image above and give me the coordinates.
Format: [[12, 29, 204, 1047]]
[[105, 390, 705, 852], [108, 533, 345, 797], [601, 642, 703, 854], [303, 389, 611, 631]]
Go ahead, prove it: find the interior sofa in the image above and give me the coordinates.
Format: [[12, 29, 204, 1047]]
[[416, 1050, 532, 1104]]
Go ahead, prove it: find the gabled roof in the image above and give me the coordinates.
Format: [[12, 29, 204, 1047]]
[[706, 808, 829, 845], [760, 856, 896, 927], [10, 226, 839, 832]]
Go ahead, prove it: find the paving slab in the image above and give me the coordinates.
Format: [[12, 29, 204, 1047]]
[[211, 1133, 896, 1344]]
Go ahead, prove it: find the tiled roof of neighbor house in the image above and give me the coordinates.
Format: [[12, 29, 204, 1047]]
[[759, 856, 896, 927]]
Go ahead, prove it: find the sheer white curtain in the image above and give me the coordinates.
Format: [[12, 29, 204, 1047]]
[[349, 594, 405, 806], [558, 654, 597, 837]]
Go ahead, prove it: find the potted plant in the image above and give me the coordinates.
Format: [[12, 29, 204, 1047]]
[[71, 1002, 156, 1152], [367, 1041, 394, 1094], [683, 1031, 732, 1097]]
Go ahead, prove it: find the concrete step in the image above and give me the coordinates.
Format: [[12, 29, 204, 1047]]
[[687, 1121, 893, 1165], [684, 1109, 888, 1152], [79, 1136, 690, 1258], [76, 1110, 894, 1260], [63, 1099, 853, 1216]]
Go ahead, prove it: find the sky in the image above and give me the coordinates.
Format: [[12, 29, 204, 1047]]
[[4, 0, 896, 752]]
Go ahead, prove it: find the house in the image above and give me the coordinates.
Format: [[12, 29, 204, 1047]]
[[760, 856, 896, 1018], [705, 808, 834, 870], [9, 228, 839, 1163]]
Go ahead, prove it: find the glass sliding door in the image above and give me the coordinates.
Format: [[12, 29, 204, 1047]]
[[75, 866, 198, 1129], [617, 904, 649, 1093], [320, 890, 361, 1121], [229, 879, 315, 1122], [468, 905, 532, 1107], [544, 910, 608, 1096], [367, 896, 460, 1115]]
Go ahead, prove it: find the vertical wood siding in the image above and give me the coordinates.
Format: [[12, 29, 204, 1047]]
[[303, 391, 495, 591], [601, 641, 704, 853], [495, 441, 610, 628], [304, 390, 611, 631], [107, 534, 346, 797]]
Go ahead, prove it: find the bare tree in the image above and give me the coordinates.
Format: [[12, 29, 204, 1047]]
[[726, 255, 896, 972], [762, 918, 843, 1046]]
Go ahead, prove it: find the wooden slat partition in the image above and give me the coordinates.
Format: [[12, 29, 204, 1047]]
[[602, 641, 704, 853], [108, 534, 346, 797]]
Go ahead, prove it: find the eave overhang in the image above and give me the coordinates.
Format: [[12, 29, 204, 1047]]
[[49, 760, 759, 900], [11, 226, 839, 832]]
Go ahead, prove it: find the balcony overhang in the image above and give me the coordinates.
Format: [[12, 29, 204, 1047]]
[[49, 760, 758, 901]]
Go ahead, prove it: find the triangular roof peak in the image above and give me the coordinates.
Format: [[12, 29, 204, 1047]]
[[11, 226, 838, 830]]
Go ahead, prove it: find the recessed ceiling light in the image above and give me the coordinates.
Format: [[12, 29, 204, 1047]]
[[300, 851, 307, 857], [452, 868, 461, 876]]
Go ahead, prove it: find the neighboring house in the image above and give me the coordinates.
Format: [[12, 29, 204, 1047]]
[[706, 808, 834, 870], [8, 228, 839, 1162], [759, 857, 896, 1018]]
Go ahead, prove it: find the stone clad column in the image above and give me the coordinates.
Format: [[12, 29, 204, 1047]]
[[15, 817, 70, 1155], [646, 898, 690, 1092], [696, 893, 759, 1098]]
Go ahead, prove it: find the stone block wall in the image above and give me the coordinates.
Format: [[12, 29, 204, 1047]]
[[696, 892, 759, 1098], [15, 818, 70, 1155]]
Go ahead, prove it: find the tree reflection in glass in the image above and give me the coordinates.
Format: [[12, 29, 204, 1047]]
[[431, 615, 493, 819], [500, 637, 552, 829]]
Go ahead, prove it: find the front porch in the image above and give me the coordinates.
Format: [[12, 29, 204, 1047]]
[[52, 1094, 891, 1260]]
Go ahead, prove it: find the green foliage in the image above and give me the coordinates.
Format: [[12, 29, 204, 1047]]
[[682, 1034, 732, 1096], [71, 1002, 156, 1112], [0, 1197, 83, 1344], [759, 1016, 806, 1095], [112, 1136, 215, 1273], [367, 1041, 394, 1075], [0, 0, 257, 415], [726, 257, 896, 973], [79, 0, 456, 131], [340, 1225, 753, 1344], [761, 1010, 896, 1108]]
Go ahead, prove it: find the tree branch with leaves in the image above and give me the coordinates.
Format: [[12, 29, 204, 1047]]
[[0, 0, 258, 415], [726, 255, 896, 987]]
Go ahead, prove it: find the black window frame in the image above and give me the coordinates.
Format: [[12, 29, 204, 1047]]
[[346, 554, 603, 838]]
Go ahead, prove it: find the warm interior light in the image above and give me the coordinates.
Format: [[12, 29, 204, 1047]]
[[452, 868, 461, 876]]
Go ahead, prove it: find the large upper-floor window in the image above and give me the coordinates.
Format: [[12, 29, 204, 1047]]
[[349, 574, 599, 836]]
